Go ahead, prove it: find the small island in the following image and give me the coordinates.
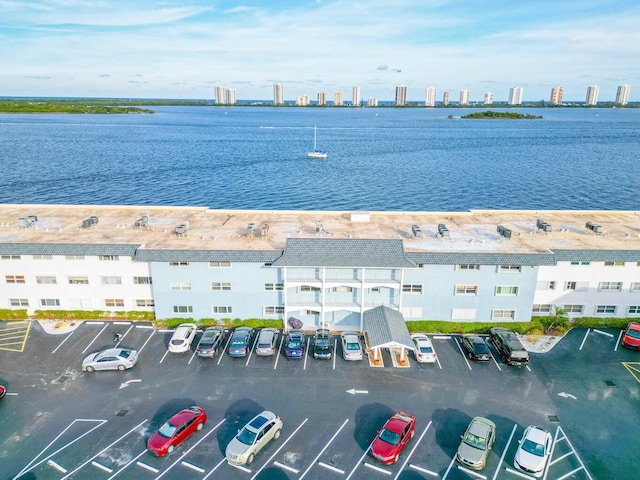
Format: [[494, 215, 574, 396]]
[[0, 99, 155, 114], [461, 110, 542, 119]]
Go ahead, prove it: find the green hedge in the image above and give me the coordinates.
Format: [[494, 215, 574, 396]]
[[155, 317, 284, 330], [32, 310, 155, 320], [0, 309, 29, 320]]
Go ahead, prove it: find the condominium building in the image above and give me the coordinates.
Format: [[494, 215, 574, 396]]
[[508, 87, 523, 105], [296, 95, 310, 106], [334, 91, 344, 106], [214, 86, 236, 105], [585, 85, 599, 105], [367, 97, 378, 107], [214, 86, 226, 104], [225, 89, 236, 105], [352, 85, 361, 107], [442, 91, 450, 106], [550, 87, 563, 105], [273, 83, 284, 105], [459, 89, 470, 106], [424, 87, 436, 107], [484, 92, 494, 105], [317, 92, 326, 106], [615, 85, 631, 105], [395, 85, 407, 106]]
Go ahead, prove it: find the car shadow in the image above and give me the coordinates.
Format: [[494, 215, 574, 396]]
[[217, 397, 266, 456], [145, 398, 200, 442], [353, 403, 395, 451], [254, 466, 291, 480]]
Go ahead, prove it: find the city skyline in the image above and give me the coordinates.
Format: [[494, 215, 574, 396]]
[[1, 1, 639, 101]]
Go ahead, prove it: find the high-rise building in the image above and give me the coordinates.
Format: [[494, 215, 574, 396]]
[[585, 85, 599, 105], [424, 87, 436, 107], [615, 85, 631, 105], [508, 87, 523, 105], [550, 87, 563, 105], [367, 97, 378, 107], [334, 91, 344, 106], [317, 92, 326, 106], [484, 92, 494, 105], [352, 85, 361, 107], [395, 85, 407, 106], [459, 89, 470, 106], [215, 86, 226, 104], [225, 88, 236, 105], [273, 83, 284, 105], [442, 91, 450, 106], [296, 95, 310, 106]]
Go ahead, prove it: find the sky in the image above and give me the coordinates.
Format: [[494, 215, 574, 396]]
[[1, 0, 639, 102]]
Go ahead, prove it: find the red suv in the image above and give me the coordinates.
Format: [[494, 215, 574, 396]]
[[621, 322, 640, 350]]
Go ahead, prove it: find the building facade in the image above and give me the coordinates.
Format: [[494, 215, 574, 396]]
[[333, 91, 344, 106], [508, 87, 523, 105], [352, 86, 361, 107], [317, 92, 326, 106], [273, 84, 284, 105], [395, 85, 407, 106], [424, 87, 436, 107], [484, 92, 494, 105], [616, 85, 631, 105], [550, 87, 563, 105], [585, 85, 599, 105], [459, 90, 470, 106], [442, 91, 450, 106]]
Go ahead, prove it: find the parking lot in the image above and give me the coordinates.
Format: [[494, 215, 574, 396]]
[[1, 321, 638, 479]]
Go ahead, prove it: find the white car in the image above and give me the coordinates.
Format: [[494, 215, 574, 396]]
[[514, 425, 553, 477], [168, 323, 197, 353], [411, 334, 437, 363], [340, 332, 363, 361], [225, 411, 283, 465]]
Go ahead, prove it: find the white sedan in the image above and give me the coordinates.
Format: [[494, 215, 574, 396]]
[[340, 332, 363, 361], [411, 334, 437, 363], [168, 323, 197, 353], [514, 425, 553, 477]]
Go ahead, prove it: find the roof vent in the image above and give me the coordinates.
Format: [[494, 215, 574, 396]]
[[585, 222, 603, 234], [497, 225, 512, 239], [174, 222, 188, 236], [247, 223, 255, 236], [411, 225, 423, 237], [81, 216, 98, 229], [536, 218, 552, 232], [134, 215, 149, 228], [437, 223, 450, 237]]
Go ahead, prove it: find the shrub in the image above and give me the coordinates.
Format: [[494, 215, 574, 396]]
[[0, 309, 28, 320]]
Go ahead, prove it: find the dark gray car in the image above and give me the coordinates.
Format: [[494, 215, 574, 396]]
[[196, 327, 225, 358]]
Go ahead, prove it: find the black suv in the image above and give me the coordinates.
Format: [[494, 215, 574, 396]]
[[313, 328, 332, 359], [489, 327, 530, 366]]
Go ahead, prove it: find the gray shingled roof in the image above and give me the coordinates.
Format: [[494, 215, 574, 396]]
[[551, 249, 640, 262], [271, 238, 416, 268], [406, 252, 556, 266], [363, 306, 414, 350], [0, 243, 140, 256], [135, 249, 281, 263]]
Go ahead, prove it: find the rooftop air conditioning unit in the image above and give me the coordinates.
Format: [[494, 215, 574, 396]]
[[81, 216, 98, 229], [497, 225, 512, 239], [536, 218, 552, 232], [411, 225, 423, 237], [174, 223, 188, 235], [438, 223, 450, 237], [586, 222, 602, 233], [134, 216, 148, 228]]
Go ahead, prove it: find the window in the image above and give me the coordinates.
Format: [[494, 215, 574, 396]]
[[300, 285, 321, 292], [596, 305, 616, 314], [265, 282, 284, 291], [99, 255, 119, 261], [305, 309, 320, 315], [1, 254, 21, 260], [565, 281, 589, 291], [68, 276, 89, 285], [416, 263, 425, 268], [496, 285, 519, 295], [498, 265, 521, 272], [563, 304, 584, 314], [604, 261, 624, 267], [570, 261, 590, 266], [173, 305, 193, 314], [536, 281, 556, 290], [209, 261, 231, 267], [532, 304, 552, 313], [169, 261, 189, 267], [33, 254, 52, 260], [212, 306, 232, 314], [599, 282, 622, 292], [211, 282, 231, 291], [105, 299, 124, 307], [10, 298, 29, 307], [170, 282, 191, 291], [630, 282, 640, 292], [5, 275, 25, 284], [133, 276, 152, 285], [264, 306, 284, 315], [451, 308, 476, 320], [369, 287, 381, 293], [455, 285, 478, 295], [136, 299, 155, 307], [402, 284, 423, 294], [65, 255, 85, 260], [101, 276, 122, 285], [36, 276, 57, 284], [628, 306, 640, 315], [492, 309, 515, 320], [330, 286, 353, 293], [456, 264, 480, 270], [40, 298, 61, 307]]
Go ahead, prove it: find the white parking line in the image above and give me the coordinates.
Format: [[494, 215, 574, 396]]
[[593, 328, 614, 338], [333, 338, 337, 370], [505, 466, 536, 479], [394, 420, 433, 480], [113, 321, 131, 326], [318, 462, 345, 474], [52, 328, 76, 354], [409, 464, 438, 477], [526, 364, 532, 372], [137, 329, 156, 354], [579, 329, 591, 350], [47, 460, 67, 473], [85, 321, 105, 325], [114, 324, 134, 347], [246, 333, 259, 366], [548, 426, 593, 480], [107, 449, 146, 480], [81, 323, 110, 354], [491, 423, 518, 480], [345, 437, 376, 480], [136, 324, 154, 329], [158, 349, 170, 364], [458, 464, 487, 479], [455, 338, 473, 370], [614, 330, 623, 351], [442, 454, 458, 479], [137, 461, 159, 473], [273, 334, 285, 369], [91, 461, 113, 473], [274, 461, 299, 473], [230, 463, 252, 473], [303, 337, 311, 370], [182, 461, 205, 473], [217, 332, 234, 365], [364, 462, 392, 475], [202, 458, 228, 480], [298, 418, 350, 480], [187, 349, 198, 365], [250, 418, 309, 480]]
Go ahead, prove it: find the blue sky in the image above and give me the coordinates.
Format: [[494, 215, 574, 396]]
[[1, 0, 638, 101]]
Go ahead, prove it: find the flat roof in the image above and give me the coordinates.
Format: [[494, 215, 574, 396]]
[[1, 204, 640, 254]]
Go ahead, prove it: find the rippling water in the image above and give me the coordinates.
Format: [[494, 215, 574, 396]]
[[0, 106, 638, 211]]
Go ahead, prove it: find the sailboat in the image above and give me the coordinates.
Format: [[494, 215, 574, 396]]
[[307, 126, 328, 159]]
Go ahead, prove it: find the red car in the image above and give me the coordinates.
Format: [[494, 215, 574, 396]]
[[621, 322, 640, 350], [147, 406, 207, 456], [0, 385, 6, 399], [370, 411, 416, 465]]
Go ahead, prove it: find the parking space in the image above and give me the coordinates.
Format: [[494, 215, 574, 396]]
[[0, 320, 31, 352]]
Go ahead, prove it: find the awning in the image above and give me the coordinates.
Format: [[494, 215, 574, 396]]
[[363, 306, 414, 351]]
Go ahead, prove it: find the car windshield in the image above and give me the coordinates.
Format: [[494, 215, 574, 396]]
[[170, 339, 184, 345], [346, 342, 360, 351], [237, 427, 257, 446], [231, 338, 246, 345], [287, 340, 301, 348], [418, 345, 433, 353], [316, 338, 330, 347], [463, 432, 487, 450], [626, 328, 640, 339], [158, 421, 177, 438], [378, 428, 401, 446], [473, 343, 489, 353], [522, 439, 545, 457]]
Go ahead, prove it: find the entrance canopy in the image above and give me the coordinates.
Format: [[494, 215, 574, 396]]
[[363, 306, 414, 351]]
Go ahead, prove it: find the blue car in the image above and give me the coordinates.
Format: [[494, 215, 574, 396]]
[[284, 329, 305, 359], [228, 327, 253, 357]]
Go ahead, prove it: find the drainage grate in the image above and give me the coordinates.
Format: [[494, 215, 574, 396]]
[[548, 415, 560, 423], [116, 408, 130, 417], [604, 380, 617, 387]]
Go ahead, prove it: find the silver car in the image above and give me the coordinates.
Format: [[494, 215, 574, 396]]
[[340, 332, 363, 361], [225, 411, 283, 465], [456, 416, 496, 470], [514, 425, 553, 477], [82, 348, 138, 372], [255, 328, 279, 356]]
